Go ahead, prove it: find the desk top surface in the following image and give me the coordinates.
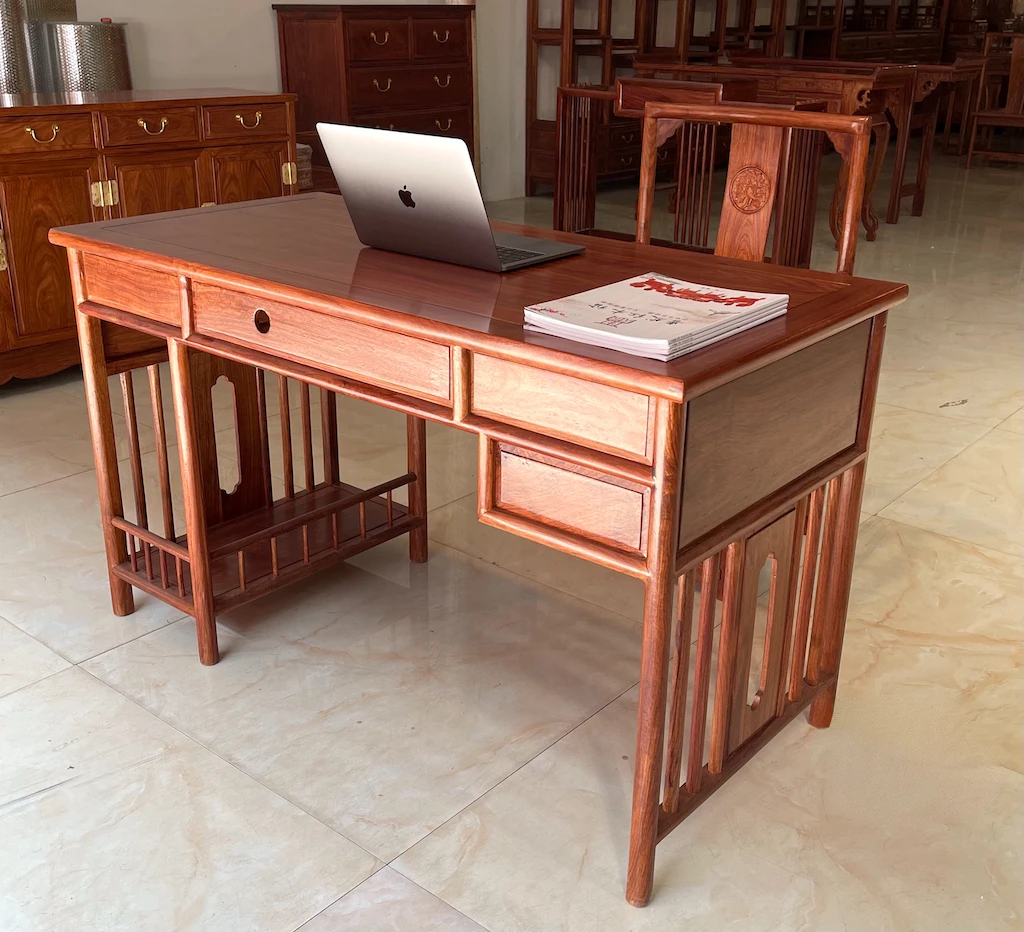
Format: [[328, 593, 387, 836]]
[[52, 193, 906, 397]]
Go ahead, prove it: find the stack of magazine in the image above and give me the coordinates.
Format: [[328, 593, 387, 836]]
[[524, 272, 789, 361]]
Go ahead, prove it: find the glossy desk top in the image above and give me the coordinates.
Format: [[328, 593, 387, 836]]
[[51, 193, 907, 397]]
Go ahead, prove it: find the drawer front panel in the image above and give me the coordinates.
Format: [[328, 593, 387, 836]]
[[0, 114, 95, 154], [679, 321, 870, 548], [472, 355, 650, 461], [101, 107, 201, 147], [412, 18, 470, 61], [192, 284, 451, 404], [83, 253, 180, 326], [497, 449, 645, 552], [202, 102, 290, 140], [355, 107, 472, 142], [348, 64, 473, 113], [347, 18, 411, 62]]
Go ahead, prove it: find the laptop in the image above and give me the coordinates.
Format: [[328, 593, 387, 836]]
[[317, 123, 585, 273]]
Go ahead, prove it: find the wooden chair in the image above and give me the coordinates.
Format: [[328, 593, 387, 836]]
[[967, 35, 1024, 167], [636, 101, 872, 275]]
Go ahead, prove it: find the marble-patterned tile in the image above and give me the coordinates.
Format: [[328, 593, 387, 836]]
[[0, 616, 70, 698], [0, 668, 377, 932], [428, 492, 645, 622], [0, 469, 185, 663], [862, 403, 993, 514], [303, 868, 487, 932], [85, 540, 642, 862], [0, 381, 154, 498], [880, 430, 1024, 557], [998, 406, 1024, 434]]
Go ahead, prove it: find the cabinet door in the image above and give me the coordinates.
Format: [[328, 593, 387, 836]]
[[104, 149, 204, 217], [206, 143, 289, 204], [0, 156, 103, 350]]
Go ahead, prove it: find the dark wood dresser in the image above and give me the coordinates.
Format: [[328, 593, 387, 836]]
[[0, 89, 298, 385], [274, 4, 476, 169]]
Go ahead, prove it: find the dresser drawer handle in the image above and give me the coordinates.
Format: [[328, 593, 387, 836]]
[[25, 123, 59, 143], [234, 111, 262, 129], [433, 29, 450, 43], [434, 73, 452, 88], [137, 117, 168, 135], [373, 78, 393, 93], [620, 155, 634, 167], [435, 118, 453, 131], [253, 308, 271, 334], [658, 149, 669, 161], [370, 30, 389, 45], [620, 132, 635, 143]]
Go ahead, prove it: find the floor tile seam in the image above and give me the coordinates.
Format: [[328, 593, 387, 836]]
[[872, 398, 1003, 428], [0, 464, 96, 502], [0, 608, 76, 661], [0, 664, 73, 703], [71, 611, 190, 667], [868, 511, 1023, 561], [75, 662, 383, 866]]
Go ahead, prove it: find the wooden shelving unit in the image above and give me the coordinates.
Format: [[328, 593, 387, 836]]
[[792, 0, 953, 60]]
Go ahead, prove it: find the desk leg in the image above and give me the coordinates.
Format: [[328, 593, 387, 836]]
[[626, 398, 683, 908], [168, 339, 219, 666], [886, 90, 912, 225], [407, 415, 429, 563]]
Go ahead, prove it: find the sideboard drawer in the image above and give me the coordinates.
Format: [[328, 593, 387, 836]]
[[101, 107, 201, 147], [356, 106, 472, 143], [346, 18, 411, 62], [471, 355, 651, 462], [412, 17, 470, 61], [202, 102, 290, 140], [191, 284, 451, 404], [348, 64, 473, 113], [0, 113, 95, 154]]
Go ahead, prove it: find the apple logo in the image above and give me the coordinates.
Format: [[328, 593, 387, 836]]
[[398, 186, 416, 208]]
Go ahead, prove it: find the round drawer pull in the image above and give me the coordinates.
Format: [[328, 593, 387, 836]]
[[25, 123, 60, 143], [253, 308, 271, 334]]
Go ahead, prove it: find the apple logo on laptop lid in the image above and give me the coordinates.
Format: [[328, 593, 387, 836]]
[[398, 186, 416, 208]]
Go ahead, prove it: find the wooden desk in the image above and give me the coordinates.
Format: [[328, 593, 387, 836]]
[[633, 59, 917, 235], [51, 193, 905, 907]]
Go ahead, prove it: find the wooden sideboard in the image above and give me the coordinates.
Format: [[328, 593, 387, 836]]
[[274, 4, 476, 169], [0, 89, 297, 385]]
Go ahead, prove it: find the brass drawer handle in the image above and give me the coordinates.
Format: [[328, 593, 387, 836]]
[[25, 123, 59, 143], [435, 118, 453, 131], [253, 308, 271, 334], [433, 29, 450, 43], [620, 155, 634, 167], [658, 149, 670, 161], [371, 30, 389, 45], [235, 110, 262, 129], [620, 132, 635, 143], [434, 73, 452, 88], [137, 117, 168, 135], [373, 77, 392, 92]]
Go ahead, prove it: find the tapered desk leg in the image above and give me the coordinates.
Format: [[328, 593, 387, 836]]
[[167, 338, 219, 666], [912, 101, 940, 217], [886, 90, 913, 226], [626, 399, 683, 908], [407, 415, 428, 563], [75, 307, 135, 617]]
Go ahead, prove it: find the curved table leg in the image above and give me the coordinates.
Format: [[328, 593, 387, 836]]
[[863, 115, 889, 242]]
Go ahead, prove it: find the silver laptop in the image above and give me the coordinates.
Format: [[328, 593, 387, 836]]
[[317, 123, 584, 273]]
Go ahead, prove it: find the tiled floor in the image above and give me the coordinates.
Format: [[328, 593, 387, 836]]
[[1, 151, 1021, 931]]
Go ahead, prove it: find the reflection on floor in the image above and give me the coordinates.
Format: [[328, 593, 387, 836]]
[[0, 151, 1021, 931]]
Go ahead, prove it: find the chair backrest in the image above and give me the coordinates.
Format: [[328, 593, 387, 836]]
[[1006, 36, 1024, 115], [636, 101, 872, 275]]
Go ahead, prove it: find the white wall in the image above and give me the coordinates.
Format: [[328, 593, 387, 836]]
[[77, 0, 529, 201]]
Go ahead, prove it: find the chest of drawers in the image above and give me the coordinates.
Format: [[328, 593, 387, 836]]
[[274, 4, 476, 167]]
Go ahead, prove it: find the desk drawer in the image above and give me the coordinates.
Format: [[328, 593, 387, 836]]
[[202, 102, 289, 140], [471, 355, 651, 461], [0, 113, 95, 154], [101, 107, 200, 147], [191, 284, 451, 404], [412, 17, 470, 61], [348, 64, 473, 113], [347, 17, 411, 62]]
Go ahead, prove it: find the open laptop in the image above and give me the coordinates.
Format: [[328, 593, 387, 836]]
[[317, 123, 584, 273]]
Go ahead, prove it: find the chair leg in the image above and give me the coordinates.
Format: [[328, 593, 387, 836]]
[[966, 115, 980, 169]]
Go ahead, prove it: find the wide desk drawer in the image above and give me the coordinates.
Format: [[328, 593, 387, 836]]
[[471, 354, 651, 462], [101, 107, 201, 147], [1, 113, 95, 153], [191, 284, 451, 404], [348, 64, 473, 113], [202, 102, 290, 140]]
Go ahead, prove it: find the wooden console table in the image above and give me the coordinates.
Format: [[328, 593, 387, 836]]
[[51, 193, 905, 907]]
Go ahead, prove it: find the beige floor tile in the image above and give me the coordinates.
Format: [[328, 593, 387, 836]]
[[0, 668, 377, 932], [999, 407, 1024, 434], [303, 868, 487, 932], [84, 540, 641, 862], [880, 430, 1024, 557], [0, 616, 69, 698]]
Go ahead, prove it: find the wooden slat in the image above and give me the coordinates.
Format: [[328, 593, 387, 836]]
[[686, 553, 720, 793], [806, 475, 842, 685], [709, 540, 744, 774], [278, 374, 294, 499], [147, 364, 176, 541], [788, 485, 825, 701], [120, 370, 149, 530], [299, 381, 315, 491], [663, 570, 695, 814]]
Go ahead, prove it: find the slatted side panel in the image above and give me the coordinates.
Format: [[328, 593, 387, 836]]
[[673, 122, 718, 250], [554, 87, 603, 233]]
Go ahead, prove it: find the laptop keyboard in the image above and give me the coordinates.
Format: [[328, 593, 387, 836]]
[[496, 245, 545, 266]]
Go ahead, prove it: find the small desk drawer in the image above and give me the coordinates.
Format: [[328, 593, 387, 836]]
[[191, 284, 451, 404], [0, 113, 95, 154], [101, 107, 200, 147], [412, 18, 470, 61], [347, 18, 411, 62], [202, 102, 289, 140], [472, 355, 651, 462], [348, 64, 473, 113]]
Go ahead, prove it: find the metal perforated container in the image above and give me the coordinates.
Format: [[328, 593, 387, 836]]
[[24, 0, 77, 93], [46, 20, 131, 93], [0, 0, 32, 95]]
